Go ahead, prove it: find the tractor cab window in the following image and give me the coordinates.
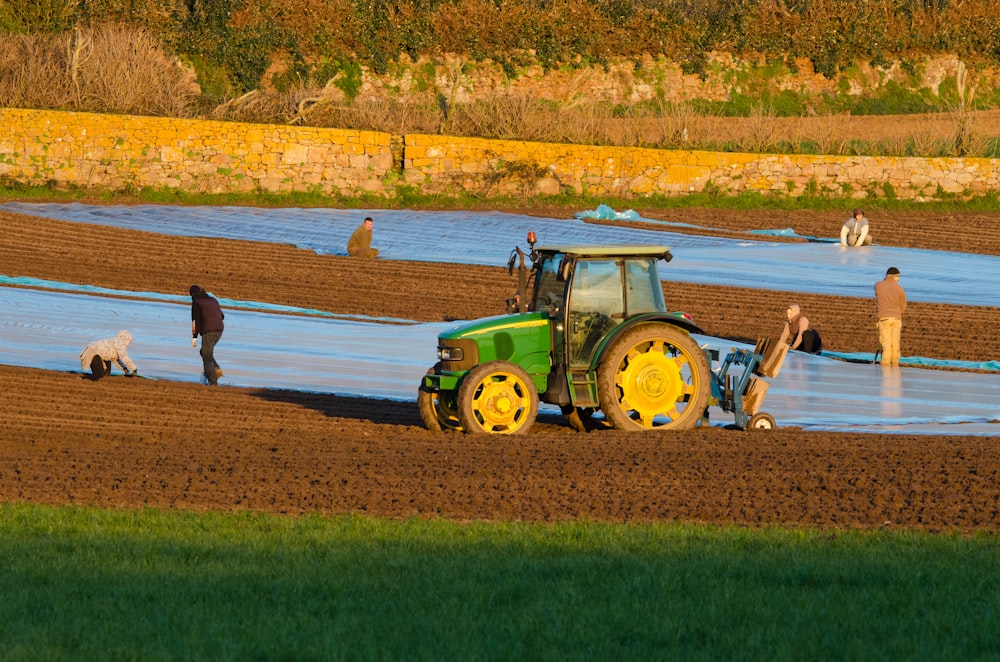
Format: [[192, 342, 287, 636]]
[[625, 258, 666, 314], [531, 254, 567, 315], [567, 259, 623, 366]]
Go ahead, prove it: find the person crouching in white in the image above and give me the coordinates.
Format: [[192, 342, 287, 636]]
[[840, 208, 873, 247], [80, 329, 138, 380]]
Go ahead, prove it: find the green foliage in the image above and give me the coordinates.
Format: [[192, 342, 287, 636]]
[[331, 58, 364, 102], [185, 54, 236, 101], [694, 89, 809, 119], [0, 0, 77, 32], [74, 0, 187, 39], [937, 75, 962, 108], [175, 0, 298, 94], [5, 0, 1000, 113], [351, 0, 413, 75], [847, 80, 938, 115], [983, 138, 1000, 159], [9, 174, 1000, 214]]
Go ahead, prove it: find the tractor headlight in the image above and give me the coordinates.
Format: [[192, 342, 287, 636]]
[[437, 339, 478, 371], [437, 346, 464, 361]]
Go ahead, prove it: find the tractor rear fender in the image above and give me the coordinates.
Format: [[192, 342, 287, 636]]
[[590, 313, 704, 371]]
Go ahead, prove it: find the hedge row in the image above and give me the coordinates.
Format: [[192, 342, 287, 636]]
[[3, 0, 999, 95]]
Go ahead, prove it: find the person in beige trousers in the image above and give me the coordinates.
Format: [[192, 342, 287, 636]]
[[874, 266, 907, 366]]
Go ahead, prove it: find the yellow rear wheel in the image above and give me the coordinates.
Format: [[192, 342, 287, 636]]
[[597, 324, 711, 431]]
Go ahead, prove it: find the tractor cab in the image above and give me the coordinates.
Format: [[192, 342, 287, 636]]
[[511, 241, 701, 414], [528, 244, 674, 365]]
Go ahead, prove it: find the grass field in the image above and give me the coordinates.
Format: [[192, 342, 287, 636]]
[[1, 504, 997, 660], [5, 180, 1000, 215]]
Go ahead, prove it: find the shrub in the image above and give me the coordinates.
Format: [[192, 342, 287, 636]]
[[0, 25, 197, 115]]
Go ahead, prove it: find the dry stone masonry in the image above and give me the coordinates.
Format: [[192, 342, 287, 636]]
[[3, 107, 999, 202]]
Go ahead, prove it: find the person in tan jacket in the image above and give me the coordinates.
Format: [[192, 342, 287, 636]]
[[347, 217, 380, 258], [874, 266, 907, 366]]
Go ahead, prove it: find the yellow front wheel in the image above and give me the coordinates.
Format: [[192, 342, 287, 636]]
[[458, 361, 538, 434]]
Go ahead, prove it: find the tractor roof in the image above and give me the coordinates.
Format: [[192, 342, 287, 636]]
[[534, 244, 673, 260]]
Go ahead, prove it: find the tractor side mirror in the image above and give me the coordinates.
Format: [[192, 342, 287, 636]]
[[557, 258, 570, 282]]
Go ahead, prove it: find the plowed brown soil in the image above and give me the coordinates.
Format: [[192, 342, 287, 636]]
[[1, 205, 998, 532]]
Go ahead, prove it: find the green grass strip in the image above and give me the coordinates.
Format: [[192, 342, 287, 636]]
[[0, 504, 997, 660], [4, 180, 1000, 215]]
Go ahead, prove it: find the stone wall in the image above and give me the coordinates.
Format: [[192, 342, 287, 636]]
[[404, 134, 1000, 200], [3, 107, 1000, 202], [0, 108, 395, 196]]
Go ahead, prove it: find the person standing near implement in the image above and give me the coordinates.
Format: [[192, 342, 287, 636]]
[[190, 285, 225, 385], [347, 216, 380, 258], [874, 267, 906, 366]]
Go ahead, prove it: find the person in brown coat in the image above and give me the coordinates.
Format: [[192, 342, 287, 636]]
[[874, 266, 907, 366], [347, 217, 380, 258]]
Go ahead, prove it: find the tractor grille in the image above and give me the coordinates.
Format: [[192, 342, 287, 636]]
[[439, 338, 478, 372]]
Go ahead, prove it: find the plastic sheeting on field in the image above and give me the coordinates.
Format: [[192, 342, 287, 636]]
[[6, 275, 995, 374], [5, 201, 1000, 305], [2, 285, 998, 436]]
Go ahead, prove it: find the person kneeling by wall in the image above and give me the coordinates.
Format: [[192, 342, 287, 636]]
[[80, 329, 138, 380], [840, 208, 873, 247], [347, 216, 380, 258]]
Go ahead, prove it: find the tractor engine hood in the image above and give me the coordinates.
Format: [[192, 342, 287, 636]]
[[436, 312, 552, 376]]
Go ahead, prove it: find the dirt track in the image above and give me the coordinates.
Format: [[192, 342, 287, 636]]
[[1, 205, 998, 532]]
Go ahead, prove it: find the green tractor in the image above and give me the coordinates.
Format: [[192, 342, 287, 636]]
[[418, 233, 714, 434]]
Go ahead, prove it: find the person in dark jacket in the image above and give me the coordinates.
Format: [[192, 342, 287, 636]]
[[190, 285, 225, 385]]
